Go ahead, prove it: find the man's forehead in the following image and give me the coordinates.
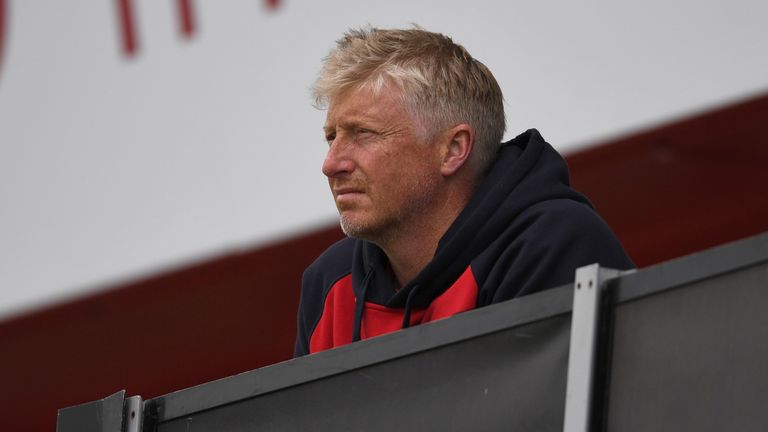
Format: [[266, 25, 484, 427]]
[[325, 85, 404, 128]]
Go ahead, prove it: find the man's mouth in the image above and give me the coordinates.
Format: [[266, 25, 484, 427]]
[[335, 187, 362, 196], [333, 187, 364, 205]]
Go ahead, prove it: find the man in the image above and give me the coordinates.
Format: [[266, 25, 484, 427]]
[[294, 27, 633, 357]]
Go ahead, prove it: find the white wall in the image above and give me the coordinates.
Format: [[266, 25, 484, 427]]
[[1, 0, 766, 319]]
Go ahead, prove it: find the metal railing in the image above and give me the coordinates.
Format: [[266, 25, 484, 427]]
[[58, 232, 768, 432]]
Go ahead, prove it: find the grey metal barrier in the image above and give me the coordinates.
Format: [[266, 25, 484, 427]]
[[57, 232, 768, 432]]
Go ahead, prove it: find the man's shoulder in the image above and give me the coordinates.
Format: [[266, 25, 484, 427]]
[[477, 197, 632, 275], [295, 237, 355, 357], [473, 197, 633, 302], [515, 198, 634, 269], [521, 199, 617, 240], [523, 198, 603, 228], [298, 237, 355, 330], [303, 236, 356, 284]]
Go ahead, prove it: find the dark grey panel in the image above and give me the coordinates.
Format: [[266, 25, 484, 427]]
[[56, 390, 124, 432], [158, 316, 570, 432], [607, 261, 768, 432], [154, 284, 573, 422]]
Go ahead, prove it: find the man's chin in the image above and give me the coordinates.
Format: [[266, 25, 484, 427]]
[[339, 217, 365, 238], [339, 215, 378, 239]]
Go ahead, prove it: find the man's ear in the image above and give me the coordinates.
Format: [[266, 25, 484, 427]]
[[440, 124, 474, 177]]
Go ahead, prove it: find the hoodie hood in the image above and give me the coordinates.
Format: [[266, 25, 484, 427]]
[[350, 129, 590, 314]]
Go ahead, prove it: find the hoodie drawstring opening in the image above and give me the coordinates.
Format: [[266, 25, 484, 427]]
[[352, 270, 373, 342], [401, 285, 419, 329]]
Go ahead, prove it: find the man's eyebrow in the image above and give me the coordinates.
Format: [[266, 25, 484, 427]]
[[343, 120, 373, 131], [324, 124, 355, 138], [323, 121, 362, 136]]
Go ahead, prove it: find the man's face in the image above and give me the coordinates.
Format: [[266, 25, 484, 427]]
[[322, 84, 443, 242]]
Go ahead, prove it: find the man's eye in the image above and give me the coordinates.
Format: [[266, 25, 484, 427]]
[[356, 128, 377, 138], [325, 134, 336, 144]]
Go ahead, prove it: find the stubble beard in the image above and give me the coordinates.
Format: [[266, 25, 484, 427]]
[[338, 173, 440, 245], [338, 214, 365, 238]]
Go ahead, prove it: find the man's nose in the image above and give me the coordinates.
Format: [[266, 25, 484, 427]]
[[322, 141, 355, 178]]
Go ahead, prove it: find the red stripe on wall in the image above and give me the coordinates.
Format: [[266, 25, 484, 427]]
[[177, 0, 195, 38], [116, 0, 138, 56], [567, 93, 768, 267]]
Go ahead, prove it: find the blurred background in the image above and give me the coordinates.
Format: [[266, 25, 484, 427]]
[[0, 1, 767, 430]]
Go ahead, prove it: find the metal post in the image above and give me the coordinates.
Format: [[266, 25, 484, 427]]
[[125, 396, 143, 432], [563, 264, 621, 432]]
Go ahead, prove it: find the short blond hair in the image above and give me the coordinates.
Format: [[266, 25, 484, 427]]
[[313, 27, 506, 174]]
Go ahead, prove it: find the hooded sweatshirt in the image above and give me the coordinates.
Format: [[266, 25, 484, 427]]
[[294, 129, 633, 357]]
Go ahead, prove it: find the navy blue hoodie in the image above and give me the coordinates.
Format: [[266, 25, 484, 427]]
[[295, 129, 633, 356]]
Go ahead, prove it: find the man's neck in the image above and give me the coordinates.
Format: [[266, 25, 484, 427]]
[[376, 184, 475, 288], [382, 224, 444, 289]]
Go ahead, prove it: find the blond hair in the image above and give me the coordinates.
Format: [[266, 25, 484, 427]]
[[313, 27, 506, 174]]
